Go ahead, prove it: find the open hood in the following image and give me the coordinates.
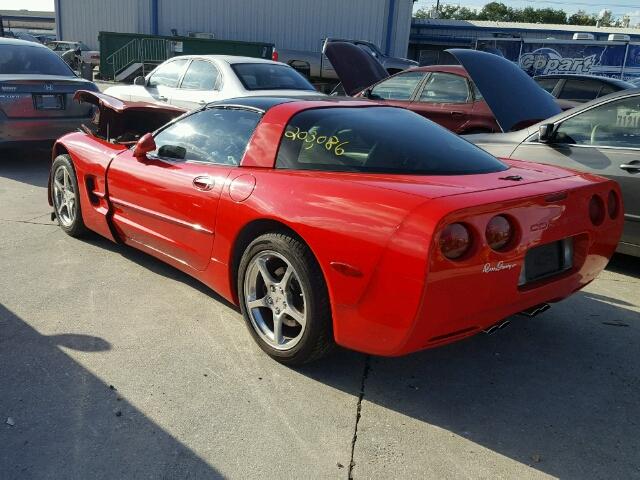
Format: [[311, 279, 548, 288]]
[[74, 90, 186, 143], [323, 41, 389, 96], [324, 42, 562, 133], [446, 49, 561, 132]]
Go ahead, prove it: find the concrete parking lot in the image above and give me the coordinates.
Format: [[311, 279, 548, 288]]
[[1, 148, 639, 480]]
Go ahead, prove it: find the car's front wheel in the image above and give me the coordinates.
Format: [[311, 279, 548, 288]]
[[51, 154, 88, 237], [238, 233, 333, 365]]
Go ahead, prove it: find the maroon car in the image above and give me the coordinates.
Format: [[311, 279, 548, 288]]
[[325, 42, 499, 134], [356, 65, 499, 134]]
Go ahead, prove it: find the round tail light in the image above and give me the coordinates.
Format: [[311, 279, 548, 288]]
[[607, 190, 619, 219], [440, 223, 472, 260], [485, 215, 513, 251], [589, 195, 605, 226]]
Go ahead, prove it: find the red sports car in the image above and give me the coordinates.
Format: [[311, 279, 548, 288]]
[[49, 90, 622, 365]]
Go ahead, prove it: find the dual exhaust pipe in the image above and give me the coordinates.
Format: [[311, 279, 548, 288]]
[[482, 303, 550, 335]]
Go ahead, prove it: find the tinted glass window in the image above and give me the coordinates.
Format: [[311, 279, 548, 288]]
[[599, 84, 616, 97], [558, 79, 602, 102], [148, 59, 189, 88], [536, 78, 559, 94], [231, 63, 315, 91], [152, 108, 261, 164], [180, 60, 221, 90], [276, 107, 507, 175], [0, 45, 73, 76], [554, 96, 640, 148], [370, 71, 425, 100], [419, 72, 469, 103]]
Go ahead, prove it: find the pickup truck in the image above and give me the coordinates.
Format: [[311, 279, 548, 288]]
[[278, 38, 416, 86]]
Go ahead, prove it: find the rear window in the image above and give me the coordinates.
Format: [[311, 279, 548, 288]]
[[0, 45, 73, 76], [276, 107, 508, 175], [231, 63, 315, 91]]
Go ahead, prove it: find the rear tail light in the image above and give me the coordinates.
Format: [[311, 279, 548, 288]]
[[589, 195, 605, 226], [440, 223, 472, 260], [271, 48, 279, 62], [485, 215, 514, 251], [607, 190, 619, 219]]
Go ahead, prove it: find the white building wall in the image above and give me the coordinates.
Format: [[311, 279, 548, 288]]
[[57, 0, 411, 57]]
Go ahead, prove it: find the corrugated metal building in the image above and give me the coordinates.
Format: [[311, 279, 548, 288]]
[[54, 0, 412, 57], [409, 18, 640, 60]]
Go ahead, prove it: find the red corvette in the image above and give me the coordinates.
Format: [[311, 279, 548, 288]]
[[49, 90, 623, 364]]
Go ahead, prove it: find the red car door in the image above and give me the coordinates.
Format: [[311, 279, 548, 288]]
[[408, 72, 474, 133], [106, 107, 262, 271]]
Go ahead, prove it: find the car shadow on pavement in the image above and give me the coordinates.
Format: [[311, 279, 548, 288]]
[[0, 148, 52, 188], [0, 303, 223, 479], [82, 235, 240, 312], [606, 252, 640, 277], [301, 290, 640, 479]]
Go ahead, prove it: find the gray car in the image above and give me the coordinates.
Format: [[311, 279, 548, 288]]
[[467, 89, 640, 257], [0, 38, 98, 147]]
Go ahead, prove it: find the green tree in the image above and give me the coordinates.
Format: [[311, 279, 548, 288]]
[[567, 10, 597, 25], [477, 2, 513, 21]]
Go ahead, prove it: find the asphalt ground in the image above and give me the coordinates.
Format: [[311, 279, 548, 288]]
[[1, 148, 639, 479]]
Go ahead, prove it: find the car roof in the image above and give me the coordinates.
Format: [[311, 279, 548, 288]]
[[0, 37, 49, 49], [534, 73, 633, 88], [410, 65, 469, 77], [166, 55, 282, 66], [207, 95, 374, 113]]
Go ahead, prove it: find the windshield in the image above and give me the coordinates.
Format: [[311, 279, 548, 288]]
[[276, 107, 508, 175], [231, 63, 315, 91], [0, 45, 74, 76]]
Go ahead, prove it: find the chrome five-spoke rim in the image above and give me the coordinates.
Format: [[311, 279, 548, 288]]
[[53, 165, 76, 227], [244, 251, 307, 350]]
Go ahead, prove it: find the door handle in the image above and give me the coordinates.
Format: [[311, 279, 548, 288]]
[[193, 176, 215, 191], [620, 161, 640, 173], [158, 95, 168, 101], [451, 111, 464, 117]]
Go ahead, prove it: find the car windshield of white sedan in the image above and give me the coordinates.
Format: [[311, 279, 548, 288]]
[[276, 107, 508, 175], [0, 45, 73, 76], [232, 63, 316, 91]]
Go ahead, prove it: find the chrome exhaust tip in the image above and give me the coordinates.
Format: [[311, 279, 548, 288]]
[[483, 319, 511, 335], [519, 303, 551, 318]]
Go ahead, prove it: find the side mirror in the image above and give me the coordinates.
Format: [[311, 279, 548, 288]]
[[133, 133, 156, 159], [133, 76, 146, 86], [538, 123, 555, 143]]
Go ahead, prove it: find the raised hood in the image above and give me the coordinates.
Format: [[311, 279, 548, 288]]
[[446, 49, 562, 132], [323, 41, 389, 96], [324, 43, 562, 133]]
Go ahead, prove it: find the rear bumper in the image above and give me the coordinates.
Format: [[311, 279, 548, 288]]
[[332, 176, 623, 356], [0, 116, 89, 144]]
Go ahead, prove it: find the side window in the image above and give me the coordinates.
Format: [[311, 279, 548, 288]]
[[370, 71, 425, 101], [536, 78, 559, 94], [147, 59, 189, 88], [558, 79, 602, 102], [180, 60, 221, 90], [151, 108, 261, 165], [418, 72, 470, 104], [598, 84, 616, 97], [554, 96, 640, 148]]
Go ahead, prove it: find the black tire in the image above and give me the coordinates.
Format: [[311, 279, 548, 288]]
[[238, 232, 333, 365], [50, 154, 89, 237]]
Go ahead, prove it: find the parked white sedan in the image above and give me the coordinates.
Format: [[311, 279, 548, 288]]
[[103, 55, 322, 109]]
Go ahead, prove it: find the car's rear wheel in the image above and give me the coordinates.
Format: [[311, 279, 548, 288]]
[[51, 154, 88, 237], [238, 233, 333, 365]]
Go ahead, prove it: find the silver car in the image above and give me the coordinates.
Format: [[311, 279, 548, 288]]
[[0, 38, 98, 147]]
